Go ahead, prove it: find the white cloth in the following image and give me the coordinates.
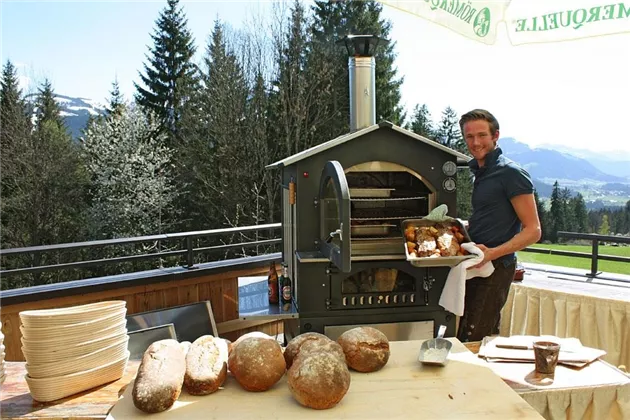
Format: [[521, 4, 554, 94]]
[[439, 242, 495, 316]]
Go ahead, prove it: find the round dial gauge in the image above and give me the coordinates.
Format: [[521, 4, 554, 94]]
[[442, 161, 457, 176], [443, 177, 456, 192]]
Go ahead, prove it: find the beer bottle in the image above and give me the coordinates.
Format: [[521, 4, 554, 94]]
[[267, 262, 279, 304], [281, 264, 292, 304]]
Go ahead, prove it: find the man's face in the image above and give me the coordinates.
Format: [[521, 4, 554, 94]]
[[463, 119, 499, 164]]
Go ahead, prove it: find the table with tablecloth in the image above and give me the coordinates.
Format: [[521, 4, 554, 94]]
[[499, 274, 630, 369]]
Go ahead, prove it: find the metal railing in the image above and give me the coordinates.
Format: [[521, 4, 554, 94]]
[[0, 223, 282, 280], [522, 231, 630, 278]]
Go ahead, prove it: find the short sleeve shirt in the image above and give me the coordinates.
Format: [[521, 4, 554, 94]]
[[467, 147, 534, 262]]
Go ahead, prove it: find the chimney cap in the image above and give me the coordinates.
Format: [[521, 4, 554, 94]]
[[336, 34, 389, 57]]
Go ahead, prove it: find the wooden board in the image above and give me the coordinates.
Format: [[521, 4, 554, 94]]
[[108, 339, 543, 420], [0, 361, 139, 420]]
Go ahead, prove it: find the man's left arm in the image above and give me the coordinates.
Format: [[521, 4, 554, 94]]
[[481, 193, 542, 263]]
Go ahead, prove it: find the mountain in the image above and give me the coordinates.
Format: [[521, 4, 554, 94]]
[[499, 138, 630, 208], [499, 138, 627, 183], [537, 143, 630, 179], [27, 94, 106, 140]]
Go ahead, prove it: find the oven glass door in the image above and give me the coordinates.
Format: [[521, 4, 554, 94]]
[[318, 160, 351, 273]]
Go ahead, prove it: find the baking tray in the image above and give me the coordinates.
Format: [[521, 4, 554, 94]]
[[402, 218, 476, 267], [351, 224, 396, 236], [349, 188, 394, 198]]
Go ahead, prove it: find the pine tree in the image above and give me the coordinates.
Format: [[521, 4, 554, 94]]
[[34, 79, 66, 132], [570, 193, 588, 233], [549, 181, 565, 242], [435, 106, 464, 151], [310, 0, 405, 136], [134, 0, 200, 144], [106, 78, 125, 117], [406, 104, 435, 140], [534, 190, 548, 241]]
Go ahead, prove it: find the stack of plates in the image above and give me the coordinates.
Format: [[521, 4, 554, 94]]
[[19, 301, 129, 402], [0, 329, 5, 385]]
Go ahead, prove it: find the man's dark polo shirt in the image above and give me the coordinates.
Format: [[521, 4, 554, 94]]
[[467, 147, 534, 263]]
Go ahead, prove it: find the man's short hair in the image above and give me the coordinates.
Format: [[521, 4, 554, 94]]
[[459, 109, 500, 136]]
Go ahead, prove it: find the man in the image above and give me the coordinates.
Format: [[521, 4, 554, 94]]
[[457, 109, 541, 342]]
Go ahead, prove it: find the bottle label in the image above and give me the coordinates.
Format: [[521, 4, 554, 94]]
[[282, 286, 291, 302]]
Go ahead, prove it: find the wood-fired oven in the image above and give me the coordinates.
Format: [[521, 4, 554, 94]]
[[266, 35, 471, 342]]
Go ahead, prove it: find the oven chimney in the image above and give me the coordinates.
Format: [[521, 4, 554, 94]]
[[337, 35, 389, 132]]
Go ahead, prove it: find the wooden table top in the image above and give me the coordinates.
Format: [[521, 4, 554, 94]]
[[1, 361, 139, 420]]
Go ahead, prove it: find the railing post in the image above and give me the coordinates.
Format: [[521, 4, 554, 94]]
[[587, 239, 600, 279], [185, 237, 196, 269]]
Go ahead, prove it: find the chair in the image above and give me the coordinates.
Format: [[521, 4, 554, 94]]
[[126, 301, 218, 344], [127, 323, 177, 360]]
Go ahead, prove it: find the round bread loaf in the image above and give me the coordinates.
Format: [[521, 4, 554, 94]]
[[337, 327, 390, 372], [228, 337, 286, 391], [297, 339, 346, 365], [184, 335, 228, 395], [287, 351, 351, 410], [132, 339, 186, 413], [229, 332, 273, 355], [284, 332, 332, 368]]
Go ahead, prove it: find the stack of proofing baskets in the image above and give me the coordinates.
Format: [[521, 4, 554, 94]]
[[0, 330, 5, 384], [20, 301, 129, 402]]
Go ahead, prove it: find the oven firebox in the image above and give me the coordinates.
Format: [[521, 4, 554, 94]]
[[266, 35, 471, 343]]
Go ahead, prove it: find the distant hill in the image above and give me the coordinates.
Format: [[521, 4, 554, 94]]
[[498, 138, 630, 208], [27, 94, 106, 140], [499, 138, 627, 183]]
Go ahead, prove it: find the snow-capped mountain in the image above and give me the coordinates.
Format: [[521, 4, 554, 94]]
[[55, 95, 107, 139], [27, 94, 107, 139]]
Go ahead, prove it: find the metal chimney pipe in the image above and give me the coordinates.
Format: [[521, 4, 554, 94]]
[[348, 56, 376, 132], [337, 35, 389, 132]]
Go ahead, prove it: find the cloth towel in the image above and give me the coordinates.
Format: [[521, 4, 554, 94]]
[[439, 242, 495, 316]]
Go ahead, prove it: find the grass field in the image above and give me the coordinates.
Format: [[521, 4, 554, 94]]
[[517, 244, 630, 275]]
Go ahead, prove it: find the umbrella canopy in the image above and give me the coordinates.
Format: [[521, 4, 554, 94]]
[[381, 0, 630, 45]]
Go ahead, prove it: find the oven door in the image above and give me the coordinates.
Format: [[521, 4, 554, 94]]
[[318, 160, 351, 273]]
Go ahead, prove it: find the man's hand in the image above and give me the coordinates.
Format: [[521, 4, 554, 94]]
[[468, 243, 495, 269]]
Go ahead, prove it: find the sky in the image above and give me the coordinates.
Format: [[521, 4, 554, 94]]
[[2, 0, 629, 156]]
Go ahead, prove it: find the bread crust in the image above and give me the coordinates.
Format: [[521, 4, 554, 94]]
[[228, 337, 286, 391], [132, 339, 186, 413], [287, 351, 351, 410], [337, 327, 390, 372], [184, 335, 228, 395], [284, 332, 331, 368]]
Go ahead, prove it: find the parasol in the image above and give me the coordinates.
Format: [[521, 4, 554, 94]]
[[381, 0, 630, 45]]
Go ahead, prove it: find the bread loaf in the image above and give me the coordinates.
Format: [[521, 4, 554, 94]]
[[132, 339, 186, 413], [337, 327, 390, 372], [184, 335, 228, 395], [228, 337, 285, 392], [287, 351, 351, 410], [284, 332, 332, 368]]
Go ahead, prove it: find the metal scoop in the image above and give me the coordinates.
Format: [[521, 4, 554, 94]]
[[419, 325, 452, 366]]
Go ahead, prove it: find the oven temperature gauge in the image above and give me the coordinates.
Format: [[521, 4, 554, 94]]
[[442, 161, 457, 176], [443, 177, 456, 192]]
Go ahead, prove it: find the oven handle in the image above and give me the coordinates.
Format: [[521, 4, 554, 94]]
[[325, 223, 344, 243]]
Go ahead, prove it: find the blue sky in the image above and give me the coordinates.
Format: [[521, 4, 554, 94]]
[[2, 0, 629, 156]]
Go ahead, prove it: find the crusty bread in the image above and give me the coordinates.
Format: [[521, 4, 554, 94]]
[[284, 332, 332, 368], [337, 327, 390, 372], [287, 351, 351, 410], [184, 335, 228, 395], [132, 339, 186, 413], [228, 337, 285, 392]]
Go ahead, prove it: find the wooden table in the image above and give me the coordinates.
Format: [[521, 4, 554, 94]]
[[2, 340, 544, 420], [0, 361, 139, 420]]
